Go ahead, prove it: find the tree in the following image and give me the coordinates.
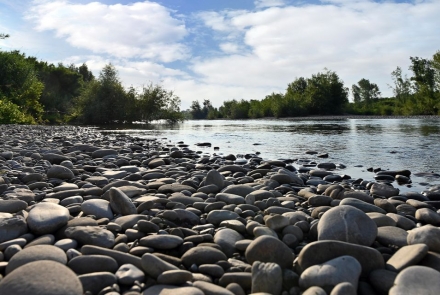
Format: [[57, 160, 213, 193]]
[[409, 56, 438, 114], [0, 33, 9, 39], [190, 100, 204, 119], [0, 50, 44, 123], [352, 78, 381, 104]]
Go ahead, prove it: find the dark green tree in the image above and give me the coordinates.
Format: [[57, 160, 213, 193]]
[[352, 78, 381, 104]]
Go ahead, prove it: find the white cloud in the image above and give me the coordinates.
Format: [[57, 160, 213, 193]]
[[26, 0, 189, 62], [193, 0, 440, 101]]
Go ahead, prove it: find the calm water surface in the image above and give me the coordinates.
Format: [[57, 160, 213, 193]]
[[101, 118, 440, 193]]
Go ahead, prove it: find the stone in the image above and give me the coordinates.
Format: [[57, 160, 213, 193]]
[[207, 210, 240, 226], [157, 183, 196, 194], [216, 193, 245, 205], [27, 202, 70, 235], [109, 187, 137, 215], [245, 235, 294, 269], [265, 215, 290, 231], [251, 261, 282, 295], [47, 165, 74, 179], [407, 226, 440, 252], [68, 254, 118, 274], [415, 208, 440, 225], [214, 228, 244, 258], [205, 170, 225, 190], [139, 234, 183, 250], [296, 240, 384, 277], [143, 285, 204, 295], [299, 255, 362, 293], [302, 286, 327, 295], [339, 198, 386, 214], [192, 282, 234, 295], [82, 245, 142, 269], [81, 199, 114, 220], [157, 269, 193, 285], [387, 213, 416, 230], [330, 282, 357, 295], [370, 183, 399, 197], [366, 212, 397, 227], [78, 272, 117, 295], [65, 226, 115, 248], [115, 263, 145, 285], [141, 253, 179, 279], [219, 272, 252, 290], [318, 205, 377, 246], [368, 269, 397, 295], [0, 260, 83, 295], [221, 184, 256, 197], [181, 246, 227, 268], [386, 243, 428, 272], [0, 199, 28, 213], [376, 226, 408, 248], [0, 216, 28, 243], [6, 244, 67, 274], [389, 265, 440, 295], [92, 149, 118, 158]]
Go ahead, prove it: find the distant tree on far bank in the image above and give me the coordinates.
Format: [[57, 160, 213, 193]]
[[0, 33, 9, 39]]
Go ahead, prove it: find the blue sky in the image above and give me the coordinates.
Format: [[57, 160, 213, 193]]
[[1, 0, 439, 109]]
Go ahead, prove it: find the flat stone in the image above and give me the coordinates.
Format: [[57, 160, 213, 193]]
[[157, 183, 196, 194], [386, 244, 429, 272], [68, 254, 118, 274], [181, 246, 227, 268], [157, 270, 193, 285], [339, 198, 386, 214], [78, 272, 117, 295], [141, 253, 179, 279], [296, 240, 384, 277], [92, 149, 118, 158], [389, 265, 440, 295], [366, 212, 397, 227], [407, 226, 440, 252], [207, 210, 240, 226], [245, 235, 294, 269], [415, 208, 440, 225], [0, 199, 28, 213], [220, 184, 256, 197], [219, 272, 252, 291], [65, 226, 115, 248], [387, 213, 416, 230], [376, 226, 408, 248], [81, 245, 142, 269], [0, 260, 82, 295], [139, 234, 183, 250], [370, 183, 399, 197], [318, 205, 377, 246], [216, 193, 245, 205], [27, 202, 70, 235], [193, 281, 235, 295], [6, 244, 67, 274], [299, 255, 361, 293], [143, 285, 204, 295], [330, 282, 357, 295]]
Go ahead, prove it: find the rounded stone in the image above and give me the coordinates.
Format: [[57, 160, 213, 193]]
[[407, 226, 440, 252], [318, 205, 377, 246], [245, 235, 294, 269], [65, 226, 115, 248], [157, 270, 193, 285], [0, 260, 83, 295], [181, 246, 227, 268], [143, 285, 204, 295], [376, 226, 408, 248], [6, 244, 67, 274], [115, 263, 145, 285], [389, 265, 440, 295], [299, 255, 362, 293], [139, 234, 183, 250], [68, 254, 118, 274], [47, 165, 75, 179], [81, 199, 114, 220], [27, 202, 70, 235], [141, 253, 179, 279]]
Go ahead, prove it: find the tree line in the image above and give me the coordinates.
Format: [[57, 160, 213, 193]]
[[188, 50, 440, 119], [2, 31, 439, 124], [1, 34, 183, 124]]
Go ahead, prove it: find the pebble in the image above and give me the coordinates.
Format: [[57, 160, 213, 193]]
[[389, 265, 440, 295], [0, 260, 83, 295], [317, 205, 377, 246], [1, 125, 440, 294]]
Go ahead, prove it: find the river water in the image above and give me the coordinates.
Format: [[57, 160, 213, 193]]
[[100, 118, 440, 193]]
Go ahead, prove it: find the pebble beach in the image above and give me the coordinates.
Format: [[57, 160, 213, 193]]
[[1, 124, 440, 295]]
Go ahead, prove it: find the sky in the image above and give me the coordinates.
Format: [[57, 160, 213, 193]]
[[1, 0, 439, 109]]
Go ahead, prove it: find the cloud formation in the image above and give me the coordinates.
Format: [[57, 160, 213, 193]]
[[26, 0, 188, 62], [14, 0, 440, 109]]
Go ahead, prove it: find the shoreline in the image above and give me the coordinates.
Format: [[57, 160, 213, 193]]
[[1, 125, 440, 294]]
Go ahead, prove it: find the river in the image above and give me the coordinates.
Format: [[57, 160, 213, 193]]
[[100, 118, 440, 194]]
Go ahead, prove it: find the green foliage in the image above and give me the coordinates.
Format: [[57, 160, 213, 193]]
[[0, 50, 44, 122], [0, 99, 35, 124]]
